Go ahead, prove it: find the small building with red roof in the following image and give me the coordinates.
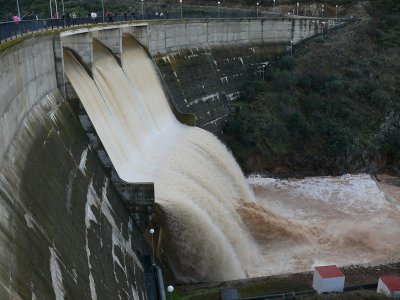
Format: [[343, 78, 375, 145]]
[[377, 275, 400, 298], [312, 265, 345, 294]]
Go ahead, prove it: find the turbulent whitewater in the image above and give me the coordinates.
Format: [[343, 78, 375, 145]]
[[64, 36, 400, 282], [247, 174, 400, 277]]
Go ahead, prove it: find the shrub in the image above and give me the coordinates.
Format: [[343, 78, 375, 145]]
[[369, 89, 391, 109], [241, 80, 266, 101], [271, 71, 297, 92], [345, 67, 363, 79], [277, 55, 296, 71], [325, 80, 345, 92], [297, 75, 313, 93]]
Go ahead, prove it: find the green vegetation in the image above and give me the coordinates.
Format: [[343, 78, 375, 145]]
[[223, 1, 400, 176]]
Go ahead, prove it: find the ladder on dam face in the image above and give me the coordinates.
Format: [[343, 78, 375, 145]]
[[78, 102, 155, 231]]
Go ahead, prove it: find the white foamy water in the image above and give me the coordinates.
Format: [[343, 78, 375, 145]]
[[248, 173, 388, 217], [64, 36, 400, 282], [247, 174, 400, 277]]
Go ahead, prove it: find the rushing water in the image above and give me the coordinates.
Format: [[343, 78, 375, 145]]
[[64, 36, 400, 283], [247, 174, 400, 277]]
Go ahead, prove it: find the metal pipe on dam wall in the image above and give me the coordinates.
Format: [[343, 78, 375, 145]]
[[0, 17, 350, 298]]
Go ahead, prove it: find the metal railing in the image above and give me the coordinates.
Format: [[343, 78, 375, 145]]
[[0, 9, 280, 44]]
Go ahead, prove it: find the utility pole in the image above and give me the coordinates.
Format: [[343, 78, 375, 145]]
[[297, 2, 299, 16], [217, 1, 220, 18], [180, 0, 183, 19]]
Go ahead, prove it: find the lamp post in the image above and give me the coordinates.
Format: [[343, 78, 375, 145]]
[[217, 1, 220, 18], [296, 2, 299, 16], [256, 2, 259, 18], [321, 4, 324, 18], [149, 228, 155, 265], [321, 21, 325, 38], [335, 4, 338, 18], [141, 0, 144, 20], [273, 0, 275, 11], [262, 63, 266, 81], [167, 286, 174, 300], [16, 0, 21, 17], [290, 40, 293, 55], [180, 0, 182, 19]]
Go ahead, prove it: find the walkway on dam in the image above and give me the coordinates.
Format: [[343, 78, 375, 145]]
[[0, 9, 348, 45], [0, 8, 267, 43]]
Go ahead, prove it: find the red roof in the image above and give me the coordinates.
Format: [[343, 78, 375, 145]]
[[380, 276, 400, 292], [315, 265, 344, 278]]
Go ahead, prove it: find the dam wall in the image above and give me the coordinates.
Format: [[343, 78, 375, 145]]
[[0, 37, 149, 299]]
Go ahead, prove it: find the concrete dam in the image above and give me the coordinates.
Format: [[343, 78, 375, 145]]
[[0, 18, 346, 299]]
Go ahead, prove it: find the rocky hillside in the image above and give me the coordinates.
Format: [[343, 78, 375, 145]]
[[222, 1, 400, 176]]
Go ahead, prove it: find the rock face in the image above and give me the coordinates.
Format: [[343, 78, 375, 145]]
[[0, 37, 149, 299], [156, 43, 286, 134]]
